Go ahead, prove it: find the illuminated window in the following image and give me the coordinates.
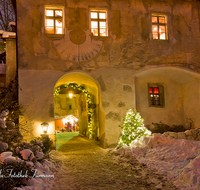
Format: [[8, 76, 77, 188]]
[[152, 15, 167, 40], [90, 10, 108, 37], [45, 8, 63, 34], [148, 84, 164, 107]]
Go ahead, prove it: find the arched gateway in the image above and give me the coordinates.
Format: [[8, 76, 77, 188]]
[[54, 72, 104, 148]]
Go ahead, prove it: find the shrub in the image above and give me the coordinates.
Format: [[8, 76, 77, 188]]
[[31, 135, 53, 155], [118, 109, 151, 148], [0, 107, 53, 189], [0, 79, 19, 124], [0, 161, 35, 190]]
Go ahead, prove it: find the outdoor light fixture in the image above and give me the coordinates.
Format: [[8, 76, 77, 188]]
[[41, 122, 49, 134], [69, 92, 73, 99]]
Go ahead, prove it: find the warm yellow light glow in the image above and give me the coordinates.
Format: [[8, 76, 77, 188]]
[[62, 115, 78, 126], [152, 17, 157, 22], [159, 17, 166, 23], [91, 21, 98, 28], [90, 10, 108, 37], [47, 19, 54, 27], [100, 21, 106, 28], [69, 93, 73, 98], [46, 10, 53, 16], [45, 8, 63, 34], [99, 13, 106, 19], [100, 29, 107, 36], [160, 33, 166, 39], [152, 15, 167, 40], [56, 19, 62, 27], [91, 12, 97, 18], [55, 10, 62, 17], [56, 28, 62, 34], [41, 122, 49, 134]]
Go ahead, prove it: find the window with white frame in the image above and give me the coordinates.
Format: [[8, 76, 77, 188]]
[[90, 10, 108, 37], [152, 15, 167, 40], [45, 7, 63, 34]]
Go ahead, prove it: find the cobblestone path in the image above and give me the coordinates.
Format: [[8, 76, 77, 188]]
[[49, 135, 179, 190]]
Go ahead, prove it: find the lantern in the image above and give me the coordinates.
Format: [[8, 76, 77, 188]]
[[41, 122, 49, 134]]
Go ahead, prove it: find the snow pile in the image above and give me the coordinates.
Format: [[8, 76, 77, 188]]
[[114, 133, 200, 189], [0, 151, 18, 163], [0, 142, 8, 152], [15, 160, 56, 190], [20, 149, 35, 161]]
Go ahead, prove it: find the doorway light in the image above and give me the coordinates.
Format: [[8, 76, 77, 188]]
[[69, 93, 73, 99]]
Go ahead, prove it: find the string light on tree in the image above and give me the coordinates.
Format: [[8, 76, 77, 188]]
[[118, 109, 152, 148]]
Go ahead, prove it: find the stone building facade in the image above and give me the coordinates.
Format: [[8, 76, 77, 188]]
[[13, 0, 200, 147], [0, 30, 16, 87]]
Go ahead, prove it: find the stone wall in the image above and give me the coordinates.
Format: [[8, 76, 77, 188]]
[[17, 0, 200, 72], [162, 128, 200, 141], [6, 38, 16, 86], [16, 0, 200, 147]]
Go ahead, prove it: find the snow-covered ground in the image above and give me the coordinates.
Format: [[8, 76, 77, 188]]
[[15, 133, 200, 190], [114, 133, 200, 189], [15, 159, 56, 190]]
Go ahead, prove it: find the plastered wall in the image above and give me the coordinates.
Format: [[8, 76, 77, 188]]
[[183, 78, 200, 129], [17, 0, 200, 147], [135, 76, 185, 126]]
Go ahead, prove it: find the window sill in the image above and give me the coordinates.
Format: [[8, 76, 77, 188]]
[[149, 105, 164, 108], [152, 39, 169, 42], [91, 36, 108, 41], [45, 34, 64, 40]]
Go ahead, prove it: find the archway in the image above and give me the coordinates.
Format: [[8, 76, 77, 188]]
[[135, 66, 200, 132], [54, 72, 101, 149]]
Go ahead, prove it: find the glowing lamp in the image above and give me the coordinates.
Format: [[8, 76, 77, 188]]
[[69, 93, 73, 99], [41, 122, 49, 134]]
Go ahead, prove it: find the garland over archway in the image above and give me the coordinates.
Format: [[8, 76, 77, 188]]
[[54, 83, 93, 138]]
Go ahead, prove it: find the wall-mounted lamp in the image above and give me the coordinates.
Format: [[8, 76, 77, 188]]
[[41, 122, 49, 134]]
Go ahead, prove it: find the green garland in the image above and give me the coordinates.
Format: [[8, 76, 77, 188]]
[[54, 83, 93, 138]]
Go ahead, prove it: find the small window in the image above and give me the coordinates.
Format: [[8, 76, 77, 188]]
[[152, 15, 167, 40], [45, 8, 63, 34], [90, 10, 108, 37], [148, 84, 164, 107]]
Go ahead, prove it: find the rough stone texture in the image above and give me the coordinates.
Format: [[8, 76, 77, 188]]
[[186, 136, 194, 141], [123, 85, 132, 92], [105, 111, 121, 121], [5, 38, 16, 86], [162, 128, 200, 141], [49, 104, 54, 118], [118, 102, 125, 107], [16, 0, 200, 72], [16, 0, 200, 147], [102, 101, 110, 108], [177, 132, 186, 140], [49, 135, 178, 190], [185, 130, 192, 136]]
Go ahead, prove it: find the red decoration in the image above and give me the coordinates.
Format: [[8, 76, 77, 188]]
[[154, 88, 159, 94], [149, 87, 153, 93]]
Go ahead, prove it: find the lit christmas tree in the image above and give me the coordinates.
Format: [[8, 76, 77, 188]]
[[118, 109, 151, 148]]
